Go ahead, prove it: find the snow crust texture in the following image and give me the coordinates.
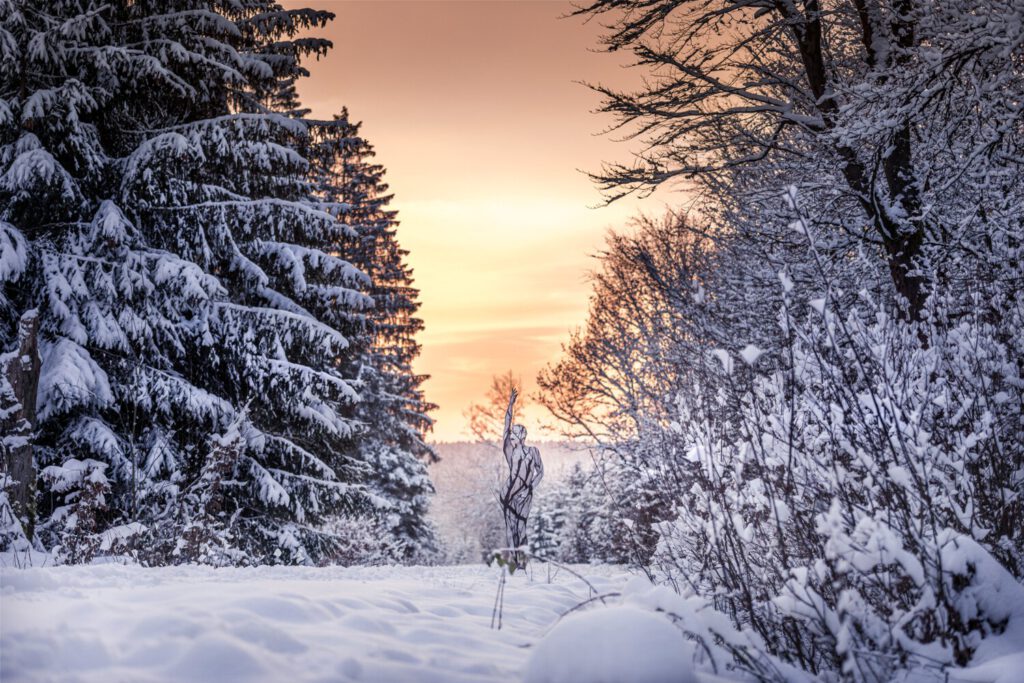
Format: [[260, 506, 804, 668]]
[[0, 564, 697, 683], [3, 562, 1016, 682]]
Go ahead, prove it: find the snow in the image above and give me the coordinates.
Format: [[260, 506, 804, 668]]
[[35, 339, 113, 421], [0, 564, 732, 683], [941, 535, 1024, 678], [949, 653, 1024, 683], [97, 523, 147, 552], [710, 349, 733, 374], [738, 344, 763, 366], [0, 221, 27, 281], [38, 458, 108, 494], [525, 605, 696, 683], [777, 269, 794, 293]]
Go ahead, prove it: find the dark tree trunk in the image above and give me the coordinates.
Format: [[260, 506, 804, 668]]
[[884, 231, 926, 319], [786, 0, 927, 320], [2, 310, 41, 540]]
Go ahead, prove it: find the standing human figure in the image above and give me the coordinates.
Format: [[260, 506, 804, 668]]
[[499, 388, 543, 567]]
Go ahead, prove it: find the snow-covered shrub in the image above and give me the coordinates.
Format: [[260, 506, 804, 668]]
[[620, 576, 817, 683], [319, 515, 406, 566], [39, 459, 111, 564], [549, 0, 1024, 674], [0, 473, 30, 555], [542, 200, 1024, 679], [651, 239, 1024, 679], [165, 425, 246, 567]]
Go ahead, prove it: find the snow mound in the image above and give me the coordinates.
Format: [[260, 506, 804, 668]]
[[950, 652, 1024, 683], [525, 605, 697, 683]]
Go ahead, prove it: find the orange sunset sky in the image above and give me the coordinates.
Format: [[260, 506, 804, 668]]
[[288, 0, 670, 441]]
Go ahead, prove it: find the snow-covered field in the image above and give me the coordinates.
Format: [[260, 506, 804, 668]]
[[3, 561, 1019, 683], [0, 562, 716, 683]]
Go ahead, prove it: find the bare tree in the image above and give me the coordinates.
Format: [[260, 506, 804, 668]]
[[575, 0, 1024, 319], [539, 212, 731, 444], [463, 370, 528, 442]]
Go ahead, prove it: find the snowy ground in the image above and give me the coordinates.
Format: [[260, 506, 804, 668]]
[[3, 561, 1017, 683], [0, 562, 716, 683]]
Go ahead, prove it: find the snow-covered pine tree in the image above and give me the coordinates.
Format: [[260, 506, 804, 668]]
[[1, 0, 377, 565], [1, 0, 200, 557], [528, 482, 567, 561], [174, 422, 246, 566], [307, 112, 438, 563], [524, 462, 632, 565]]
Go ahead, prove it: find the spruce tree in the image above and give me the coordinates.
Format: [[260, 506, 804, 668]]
[[0, 0, 380, 565], [308, 112, 438, 562]]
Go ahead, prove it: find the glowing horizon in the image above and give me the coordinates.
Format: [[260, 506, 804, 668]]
[[289, 0, 667, 440]]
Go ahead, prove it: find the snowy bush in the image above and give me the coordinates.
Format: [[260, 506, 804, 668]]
[[539, 173, 1024, 683], [645, 199, 1023, 678], [0, 473, 30, 555], [319, 515, 407, 566], [540, 0, 1024, 667], [166, 425, 246, 567], [39, 458, 112, 564]]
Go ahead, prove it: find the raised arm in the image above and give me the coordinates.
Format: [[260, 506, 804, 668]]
[[502, 388, 518, 464]]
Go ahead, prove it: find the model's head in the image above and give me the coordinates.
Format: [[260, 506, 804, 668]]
[[512, 424, 527, 442]]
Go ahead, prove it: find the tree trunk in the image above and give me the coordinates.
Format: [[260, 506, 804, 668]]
[[1, 310, 41, 540], [787, 0, 927, 320], [883, 219, 926, 320]]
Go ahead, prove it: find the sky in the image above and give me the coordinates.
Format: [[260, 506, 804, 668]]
[[288, 0, 668, 441]]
